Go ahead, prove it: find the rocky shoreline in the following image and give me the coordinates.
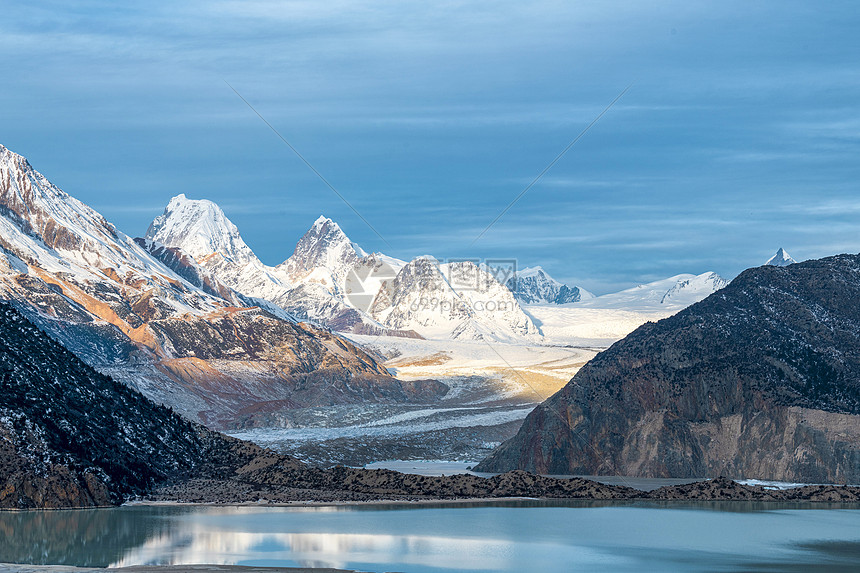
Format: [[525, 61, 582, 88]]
[[140, 465, 860, 504]]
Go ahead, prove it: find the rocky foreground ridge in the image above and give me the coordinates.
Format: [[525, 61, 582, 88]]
[[0, 301, 215, 507], [476, 254, 860, 482], [3, 301, 858, 509]]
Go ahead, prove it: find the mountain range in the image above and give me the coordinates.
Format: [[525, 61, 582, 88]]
[[3, 291, 856, 509], [145, 195, 543, 342], [0, 142, 737, 435], [145, 194, 734, 344]]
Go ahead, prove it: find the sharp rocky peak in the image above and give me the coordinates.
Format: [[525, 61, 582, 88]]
[[280, 215, 366, 275], [765, 247, 796, 267], [0, 142, 121, 254], [508, 265, 588, 305], [146, 194, 257, 265]]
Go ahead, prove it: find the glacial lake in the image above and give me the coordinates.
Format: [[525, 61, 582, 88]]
[[1, 501, 859, 572]]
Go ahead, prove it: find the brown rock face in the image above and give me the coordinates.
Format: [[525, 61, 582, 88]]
[[476, 255, 860, 482], [0, 467, 113, 509], [133, 238, 246, 305], [4, 267, 428, 428]]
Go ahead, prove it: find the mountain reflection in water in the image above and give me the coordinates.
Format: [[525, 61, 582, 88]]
[[1, 502, 858, 572]]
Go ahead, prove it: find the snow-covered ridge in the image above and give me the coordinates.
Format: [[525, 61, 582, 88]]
[[275, 215, 373, 293], [659, 271, 729, 306], [507, 266, 593, 305], [142, 196, 730, 343], [0, 143, 408, 428], [145, 199, 402, 335], [574, 272, 729, 312], [0, 144, 218, 310], [368, 258, 540, 342], [144, 194, 296, 311], [524, 272, 729, 346]]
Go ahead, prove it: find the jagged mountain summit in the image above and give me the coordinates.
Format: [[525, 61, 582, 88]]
[[277, 216, 369, 290], [145, 194, 292, 309], [476, 254, 860, 482], [269, 216, 419, 335], [146, 196, 540, 341], [145, 200, 413, 336], [145, 193, 732, 343], [766, 247, 797, 267], [506, 266, 594, 305], [0, 143, 433, 429]]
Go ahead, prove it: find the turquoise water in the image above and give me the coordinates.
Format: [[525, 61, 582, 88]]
[[1, 501, 859, 572]]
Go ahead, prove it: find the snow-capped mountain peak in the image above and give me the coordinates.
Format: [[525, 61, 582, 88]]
[[765, 248, 796, 267], [659, 271, 729, 305], [1, 144, 117, 248], [0, 143, 171, 279], [0, 144, 402, 429], [368, 257, 540, 341], [140, 189, 719, 343], [146, 194, 257, 265], [506, 266, 593, 305], [516, 266, 556, 282], [278, 216, 367, 281]]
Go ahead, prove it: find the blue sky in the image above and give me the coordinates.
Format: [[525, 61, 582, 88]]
[[2, 1, 859, 293]]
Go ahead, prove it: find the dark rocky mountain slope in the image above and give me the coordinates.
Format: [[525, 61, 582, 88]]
[[0, 301, 232, 508], [476, 254, 860, 482]]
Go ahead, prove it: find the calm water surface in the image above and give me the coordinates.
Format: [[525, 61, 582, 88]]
[[1, 501, 859, 572]]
